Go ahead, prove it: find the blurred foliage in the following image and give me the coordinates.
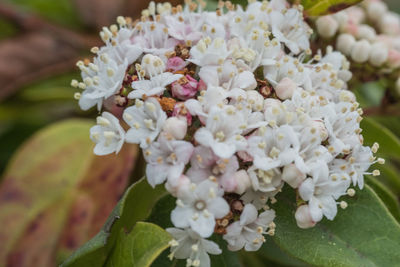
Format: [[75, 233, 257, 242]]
[[0, 120, 137, 266], [4, 0, 83, 29]]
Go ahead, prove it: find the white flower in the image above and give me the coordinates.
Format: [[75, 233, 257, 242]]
[[144, 133, 194, 187], [186, 146, 239, 191], [128, 55, 182, 99], [123, 98, 166, 148], [99, 27, 143, 64], [248, 166, 284, 193], [167, 228, 221, 267], [195, 106, 247, 158], [247, 125, 299, 171], [190, 37, 230, 67], [171, 179, 229, 237], [223, 204, 275, 251], [295, 205, 316, 229], [270, 7, 311, 54], [78, 56, 127, 111], [298, 162, 350, 222], [90, 112, 125, 155]]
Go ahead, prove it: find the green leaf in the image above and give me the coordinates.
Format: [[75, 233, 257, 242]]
[[361, 117, 400, 161], [253, 238, 310, 267], [105, 222, 171, 267], [366, 176, 400, 223], [271, 185, 400, 266], [301, 0, 363, 16], [374, 162, 400, 195], [4, 0, 82, 29], [353, 81, 386, 108], [369, 116, 400, 138], [61, 178, 167, 267]]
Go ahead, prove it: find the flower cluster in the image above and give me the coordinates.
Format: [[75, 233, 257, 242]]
[[72, 0, 383, 266], [315, 0, 400, 92]]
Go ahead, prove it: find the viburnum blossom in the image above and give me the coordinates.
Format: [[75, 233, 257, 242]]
[[73, 0, 384, 266]]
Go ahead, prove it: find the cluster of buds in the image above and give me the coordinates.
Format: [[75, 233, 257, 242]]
[[72, 1, 383, 266], [315, 0, 400, 94]]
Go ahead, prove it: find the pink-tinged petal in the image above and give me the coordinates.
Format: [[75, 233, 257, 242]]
[[213, 142, 236, 159], [146, 164, 169, 187], [167, 163, 185, 187], [295, 205, 316, 229], [240, 204, 258, 225], [174, 141, 194, 164]]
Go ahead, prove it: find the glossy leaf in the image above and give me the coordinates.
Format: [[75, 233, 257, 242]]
[[61, 177, 167, 267], [361, 118, 400, 161], [0, 119, 137, 266], [366, 176, 400, 223], [271, 185, 400, 266], [301, 0, 363, 16], [105, 222, 171, 267]]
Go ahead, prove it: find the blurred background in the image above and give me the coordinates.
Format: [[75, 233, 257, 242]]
[[0, 0, 400, 266]]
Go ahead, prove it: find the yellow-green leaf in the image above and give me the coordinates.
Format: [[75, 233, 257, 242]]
[[301, 0, 363, 16], [105, 222, 171, 267]]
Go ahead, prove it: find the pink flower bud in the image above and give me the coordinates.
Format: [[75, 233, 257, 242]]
[[282, 164, 306, 188], [171, 75, 199, 100], [163, 117, 187, 140], [275, 77, 297, 100], [233, 170, 251, 195], [166, 56, 187, 72], [295, 205, 316, 229], [387, 49, 400, 68], [172, 102, 193, 125], [166, 175, 191, 197]]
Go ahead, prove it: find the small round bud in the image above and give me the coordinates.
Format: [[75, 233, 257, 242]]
[[369, 42, 388, 67], [275, 77, 297, 100], [163, 117, 187, 140], [336, 34, 356, 55], [282, 164, 306, 188], [356, 24, 376, 42], [379, 12, 400, 35], [74, 92, 81, 100], [295, 205, 316, 229], [347, 188, 356, 197], [316, 16, 339, 38], [233, 170, 251, 195], [340, 201, 348, 209], [366, 1, 387, 20], [351, 40, 371, 63], [71, 79, 79, 88]]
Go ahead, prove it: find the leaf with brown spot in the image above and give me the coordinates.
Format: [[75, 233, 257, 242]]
[[301, 0, 363, 16], [0, 119, 138, 267]]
